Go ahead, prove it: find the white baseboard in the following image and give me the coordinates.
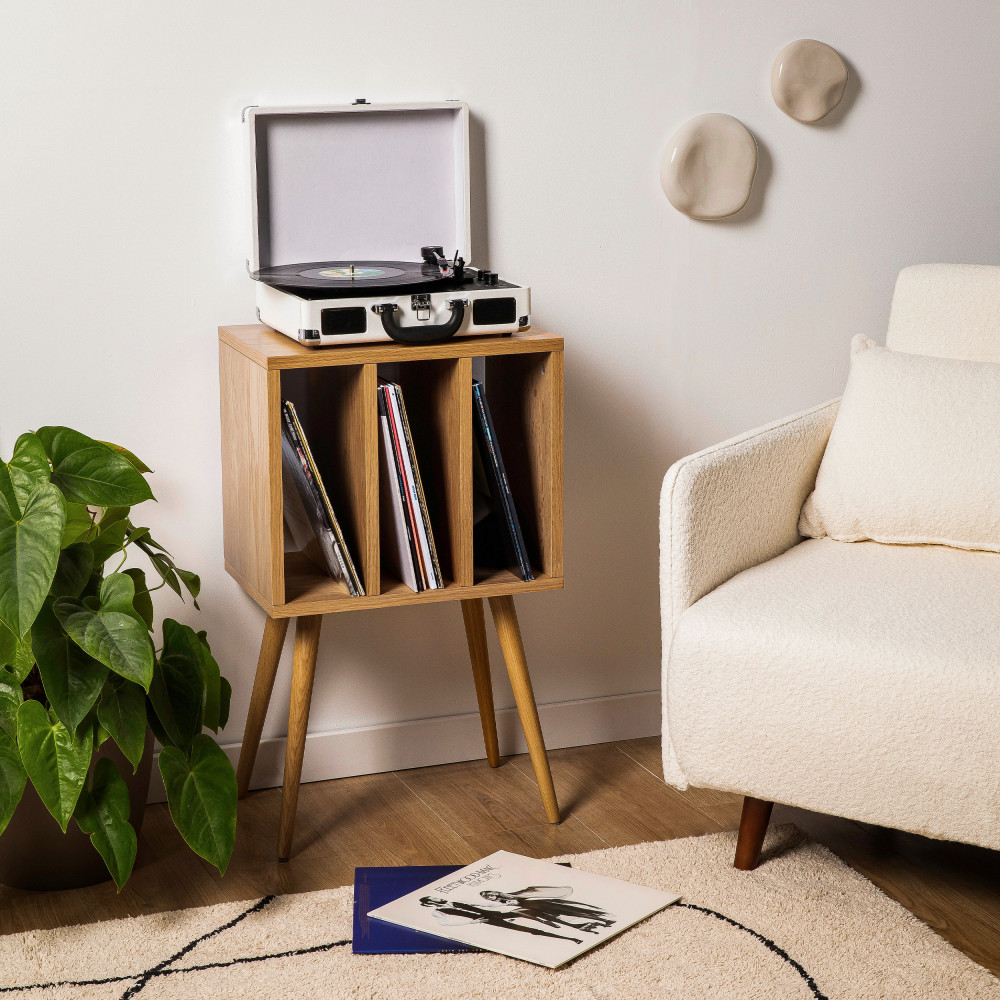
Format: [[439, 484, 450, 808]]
[[148, 689, 660, 803]]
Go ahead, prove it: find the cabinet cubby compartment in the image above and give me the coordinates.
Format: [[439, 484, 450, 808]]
[[219, 326, 563, 617], [280, 364, 379, 603], [376, 358, 473, 593], [474, 351, 563, 584]]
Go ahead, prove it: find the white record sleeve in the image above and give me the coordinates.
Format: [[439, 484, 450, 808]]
[[367, 850, 680, 968]]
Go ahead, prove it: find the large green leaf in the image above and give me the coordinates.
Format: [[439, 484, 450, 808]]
[[73, 758, 137, 890], [123, 568, 153, 630], [163, 619, 220, 730], [32, 601, 109, 731], [97, 675, 146, 772], [0, 667, 22, 740], [51, 542, 95, 599], [90, 519, 127, 568], [98, 441, 151, 474], [2, 627, 35, 683], [0, 727, 26, 836], [0, 622, 13, 670], [53, 573, 153, 690], [60, 503, 93, 549], [159, 735, 236, 875], [16, 699, 92, 831], [0, 434, 51, 519], [147, 652, 203, 753], [0, 482, 66, 637], [36, 427, 153, 507]]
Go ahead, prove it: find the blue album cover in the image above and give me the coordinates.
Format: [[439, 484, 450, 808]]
[[353, 866, 476, 954]]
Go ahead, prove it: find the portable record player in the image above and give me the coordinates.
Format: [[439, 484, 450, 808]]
[[247, 102, 531, 346]]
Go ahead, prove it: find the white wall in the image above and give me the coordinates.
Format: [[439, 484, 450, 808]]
[[3, 1, 999, 780]]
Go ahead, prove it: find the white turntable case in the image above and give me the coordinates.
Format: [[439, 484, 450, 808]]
[[247, 102, 529, 345]]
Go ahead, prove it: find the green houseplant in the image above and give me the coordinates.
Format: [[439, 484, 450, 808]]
[[0, 426, 237, 889]]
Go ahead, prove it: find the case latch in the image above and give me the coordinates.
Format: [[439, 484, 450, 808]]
[[411, 294, 431, 321]]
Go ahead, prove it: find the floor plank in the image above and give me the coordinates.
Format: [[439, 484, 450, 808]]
[[618, 737, 745, 828], [393, 758, 558, 838], [1, 737, 997, 975], [509, 742, 727, 845], [395, 757, 607, 857]]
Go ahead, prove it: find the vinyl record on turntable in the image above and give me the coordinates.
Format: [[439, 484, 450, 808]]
[[252, 259, 456, 298]]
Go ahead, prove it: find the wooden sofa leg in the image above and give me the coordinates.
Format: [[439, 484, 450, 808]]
[[734, 796, 774, 871]]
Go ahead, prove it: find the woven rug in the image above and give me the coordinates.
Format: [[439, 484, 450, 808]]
[[2, 825, 997, 999]]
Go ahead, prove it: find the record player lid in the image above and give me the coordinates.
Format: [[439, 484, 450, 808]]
[[248, 102, 471, 272]]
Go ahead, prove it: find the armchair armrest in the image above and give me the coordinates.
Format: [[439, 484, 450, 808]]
[[660, 399, 839, 637]]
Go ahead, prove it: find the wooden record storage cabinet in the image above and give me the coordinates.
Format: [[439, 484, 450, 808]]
[[219, 325, 564, 859]]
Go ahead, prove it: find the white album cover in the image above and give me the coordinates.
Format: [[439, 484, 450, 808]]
[[366, 850, 679, 968]]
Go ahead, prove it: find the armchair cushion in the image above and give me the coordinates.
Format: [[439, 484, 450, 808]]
[[799, 335, 1000, 552], [666, 536, 1000, 849]]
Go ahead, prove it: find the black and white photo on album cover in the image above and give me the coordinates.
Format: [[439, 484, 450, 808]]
[[366, 850, 680, 968]]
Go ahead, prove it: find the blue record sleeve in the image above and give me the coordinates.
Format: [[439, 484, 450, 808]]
[[353, 866, 476, 954]]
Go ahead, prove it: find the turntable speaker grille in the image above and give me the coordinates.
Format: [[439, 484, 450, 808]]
[[472, 297, 517, 326], [322, 307, 368, 336]]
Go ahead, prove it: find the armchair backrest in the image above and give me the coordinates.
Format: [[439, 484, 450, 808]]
[[886, 263, 1000, 362]]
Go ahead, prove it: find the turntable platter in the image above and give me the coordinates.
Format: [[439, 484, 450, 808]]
[[251, 260, 458, 299]]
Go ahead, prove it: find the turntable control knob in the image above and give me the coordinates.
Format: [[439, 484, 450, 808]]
[[489, 272, 500, 285]]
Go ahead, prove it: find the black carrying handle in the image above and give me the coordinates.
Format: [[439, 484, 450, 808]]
[[373, 300, 466, 344]]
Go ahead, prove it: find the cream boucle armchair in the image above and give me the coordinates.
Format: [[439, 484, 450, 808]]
[[660, 263, 1000, 869]]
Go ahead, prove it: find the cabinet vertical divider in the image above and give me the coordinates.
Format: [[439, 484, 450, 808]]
[[543, 350, 564, 578], [266, 369, 285, 604], [452, 357, 474, 586], [359, 362, 381, 596]]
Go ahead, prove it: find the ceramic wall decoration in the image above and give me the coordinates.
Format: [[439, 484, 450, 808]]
[[660, 113, 758, 221], [771, 39, 849, 123]]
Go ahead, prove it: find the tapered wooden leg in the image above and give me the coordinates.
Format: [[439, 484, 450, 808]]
[[488, 595, 560, 824], [461, 599, 500, 767], [277, 615, 323, 861], [734, 796, 774, 871], [236, 616, 290, 799]]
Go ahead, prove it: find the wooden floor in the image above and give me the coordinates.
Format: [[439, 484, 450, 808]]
[[2, 737, 998, 974]]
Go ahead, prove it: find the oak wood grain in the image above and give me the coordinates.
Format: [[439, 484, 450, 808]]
[[460, 598, 499, 766], [277, 615, 323, 860], [488, 595, 559, 824], [513, 742, 728, 846], [278, 559, 563, 616], [219, 325, 563, 370], [461, 819, 606, 860], [394, 758, 550, 838], [219, 342, 284, 604], [236, 616, 290, 798], [221, 327, 563, 613], [618, 737, 745, 829]]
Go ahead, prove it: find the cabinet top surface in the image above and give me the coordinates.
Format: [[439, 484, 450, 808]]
[[219, 324, 563, 369]]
